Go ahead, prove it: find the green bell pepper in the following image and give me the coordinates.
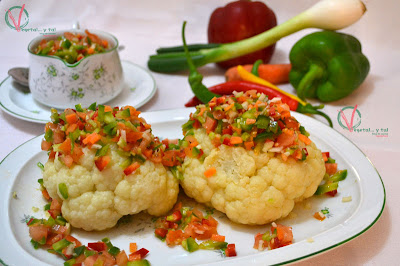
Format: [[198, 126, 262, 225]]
[[289, 31, 370, 102]]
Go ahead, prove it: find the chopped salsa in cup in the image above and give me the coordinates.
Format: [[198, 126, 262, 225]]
[[34, 30, 110, 64]]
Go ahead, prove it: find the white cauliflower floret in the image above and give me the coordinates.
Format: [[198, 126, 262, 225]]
[[114, 160, 178, 216], [180, 130, 325, 225], [43, 144, 179, 231], [62, 191, 121, 231]]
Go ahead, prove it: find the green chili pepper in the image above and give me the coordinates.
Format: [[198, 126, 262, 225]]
[[37, 162, 44, 171], [251, 59, 263, 76], [182, 21, 220, 104], [289, 31, 370, 102]]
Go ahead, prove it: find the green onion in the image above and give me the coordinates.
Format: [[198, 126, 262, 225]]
[[73, 246, 86, 256], [96, 144, 109, 157], [108, 246, 120, 256], [37, 162, 44, 171], [104, 112, 115, 124], [299, 126, 309, 137], [84, 248, 96, 257], [58, 183, 69, 199]]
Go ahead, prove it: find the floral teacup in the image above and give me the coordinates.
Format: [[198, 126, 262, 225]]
[[28, 30, 124, 109]]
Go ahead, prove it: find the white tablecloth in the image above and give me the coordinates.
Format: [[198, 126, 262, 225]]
[[0, 0, 398, 265]]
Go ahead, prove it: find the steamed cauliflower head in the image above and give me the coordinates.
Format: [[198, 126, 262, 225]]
[[41, 105, 180, 231], [179, 92, 326, 225]]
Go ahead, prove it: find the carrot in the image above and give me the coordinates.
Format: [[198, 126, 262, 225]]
[[87, 48, 95, 54], [124, 162, 140, 175], [230, 136, 243, 145], [129, 243, 137, 253], [225, 64, 292, 84], [65, 113, 78, 124], [83, 132, 102, 145], [298, 134, 311, 145], [211, 234, 225, 242], [204, 167, 217, 178], [244, 141, 254, 150]]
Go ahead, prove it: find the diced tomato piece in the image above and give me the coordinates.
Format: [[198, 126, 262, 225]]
[[166, 230, 185, 246], [53, 131, 65, 144], [124, 162, 140, 175], [222, 127, 233, 135], [71, 146, 84, 163], [167, 210, 182, 222], [162, 150, 180, 167], [125, 131, 143, 143], [50, 198, 62, 211], [269, 237, 281, 250], [253, 233, 266, 250], [88, 242, 107, 252], [155, 228, 168, 238], [75, 253, 86, 264], [41, 140, 52, 151], [222, 137, 231, 146], [276, 132, 295, 148], [83, 254, 99, 266], [325, 163, 338, 175], [65, 235, 82, 247], [322, 152, 329, 162], [97, 251, 116, 266], [29, 224, 49, 242], [62, 246, 73, 260], [274, 224, 293, 246], [95, 155, 111, 171], [225, 243, 237, 257], [116, 250, 128, 266], [51, 224, 69, 236], [203, 117, 217, 134], [59, 138, 72, 154], [46, 233, 62, 245], [48, 209, 61, 219]]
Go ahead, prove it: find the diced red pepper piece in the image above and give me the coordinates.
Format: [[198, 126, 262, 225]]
[[166, 210, 182, 222], [129, 248, 149, 261], [225, 243, 237, 257], [88, 242, 107, 252]]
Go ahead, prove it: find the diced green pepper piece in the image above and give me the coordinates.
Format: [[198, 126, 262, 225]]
[[97, 105, 105, 122], [234, 102, 243, 110], [170, 166, 184, 180], [55, 216, 67, 226], [88, 102, 97, 111], [116, 108, 130, 118], [299, 126, 309, 137], [61, 39, 72, 49], [127, 260, 150, 266], [51, 108, 60, 123], [45, 216, 56, 227], [182, 237, 199, 252], [84, 248, 96, 257], [64, 258, 76, 266], [58, 183, 69, 199], [108, 246, 120, 256], [120, 157, 133, 169], [73, 246, 86, 256], [329, 169, 347, 182], [75, 104, 84, 112], [268, 121, 280, 134], [104, 121, 117, 136], [254, 132, 274, 143], [315, 182, 339, 195], [242, 108, 256, 119], [327, 158, 336, 163], [199, 240, 228, 250], [44, 129, 53, 142], [31, 239, 40, 249], [52, 238, 72, 251], [192, 147, 200, 157], [256, 115, 270, 129], [104, 112, 115, 124], [215, 120, 223, 134], [241, 132, 251, 142], [44, 203, 51, 211], [134, 154, 146, 163]]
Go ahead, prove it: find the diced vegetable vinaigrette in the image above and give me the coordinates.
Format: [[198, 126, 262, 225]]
[[182, 91, 312, 162], [41, 103, 185, 173], [34, 30, 110, 64]]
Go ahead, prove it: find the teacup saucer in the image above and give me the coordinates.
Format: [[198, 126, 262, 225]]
[[0, 61, 156, 124]]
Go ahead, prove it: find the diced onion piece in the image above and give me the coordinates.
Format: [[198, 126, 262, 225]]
[[342, 196, 352, 202]]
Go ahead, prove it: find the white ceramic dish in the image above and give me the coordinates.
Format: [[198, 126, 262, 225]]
[[0, 60, 156, 123], [28, 30, 124, 109], [0, 108, 385, 266]]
